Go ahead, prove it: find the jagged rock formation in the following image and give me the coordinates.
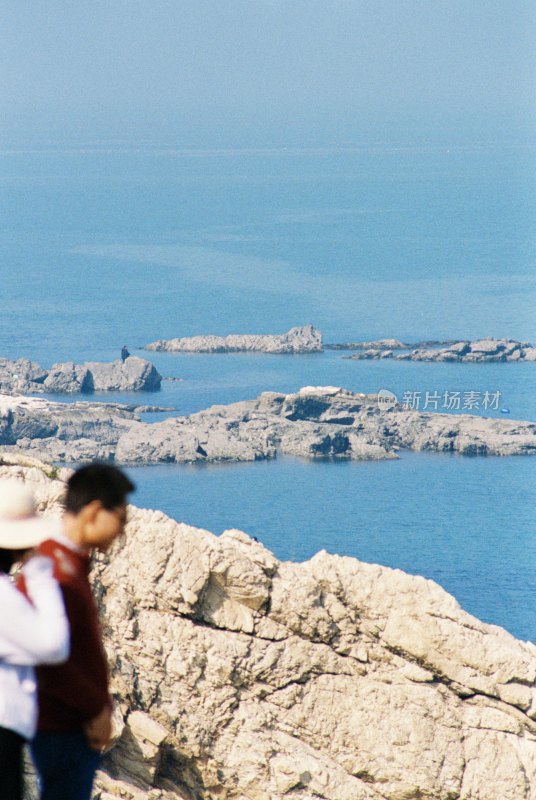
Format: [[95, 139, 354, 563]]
[[1, 386, 535, 464], [2, 459, 535, 800], [0, 356, 162, 393], [145, 325, 323, 354], [343, 339, 536, 362], [396, 339, 536, 362], [0, 395, 137, 462]]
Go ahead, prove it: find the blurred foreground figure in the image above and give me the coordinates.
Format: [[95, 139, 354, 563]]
[[0, 481, 69, 800], [22, 463, 135, 800]]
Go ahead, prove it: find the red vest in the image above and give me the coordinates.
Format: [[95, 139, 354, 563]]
[[18, 539, 110, 731]]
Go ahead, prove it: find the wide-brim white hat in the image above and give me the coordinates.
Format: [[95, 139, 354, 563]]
[[0, 480, 52, 549]]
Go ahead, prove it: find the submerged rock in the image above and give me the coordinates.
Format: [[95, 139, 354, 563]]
[[0, 356, 161, 393], [145, 325, 323, 354], [5, 461, 535, 800], [1, 386, 535, 464], [327, 338, 409, 350], [342, 347, 395, 359]]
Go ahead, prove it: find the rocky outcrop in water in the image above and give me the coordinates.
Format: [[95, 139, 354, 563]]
[[343, 339, 536, 362], [0, 356, 162, 393], [2, 386, 535, 464], [145, 325, 323, 354], [3, 459, 535, 800], [343, 348, 398, 360], [398, 339, 536, 362], [327, 338, 409, 351], [0, 395, 137, 462]]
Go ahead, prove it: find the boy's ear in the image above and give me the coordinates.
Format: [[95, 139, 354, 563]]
[[78, 499, 103, 527]]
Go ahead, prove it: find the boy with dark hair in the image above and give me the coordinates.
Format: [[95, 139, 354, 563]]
[[24, 462, 134, 800]]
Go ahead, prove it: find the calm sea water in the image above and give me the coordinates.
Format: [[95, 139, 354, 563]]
[[1, 143, 535, 640], [130, 453, 535, 643]]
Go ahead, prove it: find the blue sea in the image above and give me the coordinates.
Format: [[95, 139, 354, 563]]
[[1, 141, 535, 641]]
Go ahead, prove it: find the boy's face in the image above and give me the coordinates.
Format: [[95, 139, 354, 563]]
[[82, 503, 128, 552]]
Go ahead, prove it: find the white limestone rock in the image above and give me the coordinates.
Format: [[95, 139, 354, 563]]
[[2, 387, 536, 464], [43, 362, 91, 392], [85, 357, 162, 392], [327, 339, 409, 351], [7, 462, 536, 800], [0, 355, 161, 393], [392, 339, 533, 363], [470, 338, 510, 354], [0, 357, 48, 393], [145, 325, 323, 354], [522, 347, 536, 361], [338, 337, 536, 363]]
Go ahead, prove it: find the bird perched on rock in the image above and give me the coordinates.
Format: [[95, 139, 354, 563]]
[[121, 345, 130, 363]]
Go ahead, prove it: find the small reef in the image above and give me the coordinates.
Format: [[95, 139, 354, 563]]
[[332, 338, 536, 362], [143, 327, 536, 363], [144, 324, 323, 354]]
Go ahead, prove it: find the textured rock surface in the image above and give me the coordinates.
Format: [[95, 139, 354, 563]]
[[0, 356, 161, 393], [0, 394, 137, 462], [3, 459, 535, 800], [343, 338, 536, 362], [145, 325, 323, 354], [2, 386, 536, 464]]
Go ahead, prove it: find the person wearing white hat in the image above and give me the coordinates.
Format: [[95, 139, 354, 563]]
[[0, 480, 69, 800]]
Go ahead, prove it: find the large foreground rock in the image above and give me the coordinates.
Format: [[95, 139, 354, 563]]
[[0, 356, 161, 393], [145, 325, 323, 354], [1, 386, 535, 464], [3, 459, 535, 800]]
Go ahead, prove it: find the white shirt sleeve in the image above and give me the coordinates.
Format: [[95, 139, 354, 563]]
[[0, 556, 69, 666]]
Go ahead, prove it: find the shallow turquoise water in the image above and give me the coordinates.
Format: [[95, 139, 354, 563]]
[[1, 143, 534, 641]]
